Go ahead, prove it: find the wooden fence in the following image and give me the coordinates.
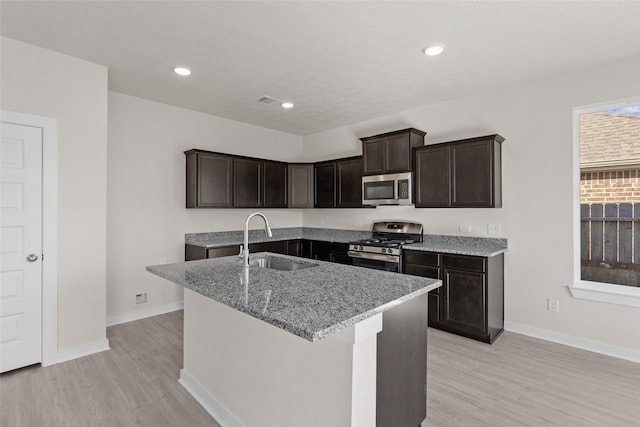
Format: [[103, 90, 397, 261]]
[[581, 203, 640, 286]]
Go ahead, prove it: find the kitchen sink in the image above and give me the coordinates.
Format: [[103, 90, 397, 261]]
[[249, 255, 318, 271]]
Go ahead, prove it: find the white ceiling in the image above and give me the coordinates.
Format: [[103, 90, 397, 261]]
[[2, 1, 639, 136]]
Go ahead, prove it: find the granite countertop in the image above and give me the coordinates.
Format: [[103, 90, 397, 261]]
[[403, 234, 508, 257], [147, 252, 441, 342], [185, 227, 370, 248], [186, 227, 507, 257]]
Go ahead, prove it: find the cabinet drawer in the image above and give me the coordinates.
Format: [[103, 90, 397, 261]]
[[403, 263, 441, 279], [312, 241, 348, 254], [443, 254, 486, 272], [249, 240, 287, 254], [207, 245, 240, 258], [402, 250, 440, 267]]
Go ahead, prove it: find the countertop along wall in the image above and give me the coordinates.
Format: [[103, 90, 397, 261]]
[[301, 56, 640, 359], [106, 93, 304, 323], [1, 37, 109, 354]]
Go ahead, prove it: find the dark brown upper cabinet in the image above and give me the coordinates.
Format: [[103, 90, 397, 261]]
[[360, 128, 426, 175], [263, 160, 288, 208], [288, 163, 314, 208], [234, 157, 288, 208], [185, 150, 233, 208], [233, 157, 262, 208], [314, 156, 363, 208], [186, 150, 287, 209], [336, 157, 363, 208], [414, 134, 504, 208], [314, 161, 336, 208], [415, 145, 451, 207]]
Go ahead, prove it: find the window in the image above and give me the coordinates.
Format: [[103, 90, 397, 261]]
[[571, 98, 640, 307]]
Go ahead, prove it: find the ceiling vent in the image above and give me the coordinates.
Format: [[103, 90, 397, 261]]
[[257, 96, 281, 105]]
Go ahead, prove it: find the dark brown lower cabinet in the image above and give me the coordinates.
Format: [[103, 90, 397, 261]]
[[403, 250, 504, 344], [185, 239, 327, 262], [311, 241, 351, 265], [185, 241, 287, 261]]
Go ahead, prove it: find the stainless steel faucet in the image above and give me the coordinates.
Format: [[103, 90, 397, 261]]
[[242, 212, 273, 268]]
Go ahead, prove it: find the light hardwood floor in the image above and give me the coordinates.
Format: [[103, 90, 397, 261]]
[[1, 310, 638, 426]]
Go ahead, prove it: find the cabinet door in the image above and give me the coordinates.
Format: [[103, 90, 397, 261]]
[[314, 162, 336, 208], [415, 145, 451, 207], [186, 152, 233, 208], [249, 240, 287, 254], [451, 140, 493, 207], [288, 164, 314, 208], [384, 133, 412, 173], [336, 157, 363, 208], [442, 268, 487, 336], [402, 250, 442, 325], [362, 137, 385, 175], [263, 161, 287, 208], [207, 246, 240, 259], [233, 158, 262, 208]]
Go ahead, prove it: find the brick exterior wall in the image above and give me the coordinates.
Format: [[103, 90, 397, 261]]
[[580, 169, 640, 204]]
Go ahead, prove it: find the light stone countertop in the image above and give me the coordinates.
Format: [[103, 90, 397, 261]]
[[147, 252, 441, 342], [185, 227, 507, 257], [403, 234, 508, 257], [185, 227, 370, 248]]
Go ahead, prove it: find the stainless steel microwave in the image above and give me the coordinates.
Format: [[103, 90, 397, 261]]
[[362, 172, 413, 206]]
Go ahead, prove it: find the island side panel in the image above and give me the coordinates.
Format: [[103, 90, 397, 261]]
[[376, 293, 428, 427], [181, 288, 375, 427]]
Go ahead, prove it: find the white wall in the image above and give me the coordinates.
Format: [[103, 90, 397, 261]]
[[107, 93, 304, 320], [302, 56, 640, 355], [0, 37, 108, 351]]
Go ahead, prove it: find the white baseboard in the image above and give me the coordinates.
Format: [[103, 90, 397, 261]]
[[504, 321, 640, 363], [106, 301, 184, 327], [54, 338, 110, 365], [179, 369, 245, 427]]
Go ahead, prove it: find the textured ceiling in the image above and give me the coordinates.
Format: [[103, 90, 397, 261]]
[[1, 1, 639, 136]]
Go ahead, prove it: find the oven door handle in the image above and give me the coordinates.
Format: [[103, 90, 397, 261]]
[[347, 251, 400, 263]]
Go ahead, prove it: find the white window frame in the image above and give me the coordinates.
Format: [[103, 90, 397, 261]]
[[570, 96, 640, 308]]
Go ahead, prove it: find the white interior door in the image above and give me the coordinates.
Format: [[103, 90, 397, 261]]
[[0, 122, 43, 373]]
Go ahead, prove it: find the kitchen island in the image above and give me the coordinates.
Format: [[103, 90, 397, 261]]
[[147, 253, 441, 427]]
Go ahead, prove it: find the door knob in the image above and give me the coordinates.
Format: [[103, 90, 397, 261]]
[[26, 254, 39, 262]]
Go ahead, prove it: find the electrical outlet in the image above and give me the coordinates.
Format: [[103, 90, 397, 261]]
[[488, 224, 502, 235], [159, 257, 167, 264], [135, 292, 148, 306], [319, 220, 326, 226], [547, 298, 559, 312], [459, 224, 472, 233], [214, 223, 224, 230]]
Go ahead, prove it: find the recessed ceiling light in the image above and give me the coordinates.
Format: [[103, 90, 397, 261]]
[[281, 102, 294, 109], [174, 67, 191, 76], [423, 44, 445, 56]]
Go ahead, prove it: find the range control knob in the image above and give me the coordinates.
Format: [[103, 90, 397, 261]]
[[381, 248, 387, 253], [359, 245, 363, 250]]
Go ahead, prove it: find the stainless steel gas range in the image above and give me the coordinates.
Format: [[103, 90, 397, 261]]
[[348, 221, 423, 273]]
